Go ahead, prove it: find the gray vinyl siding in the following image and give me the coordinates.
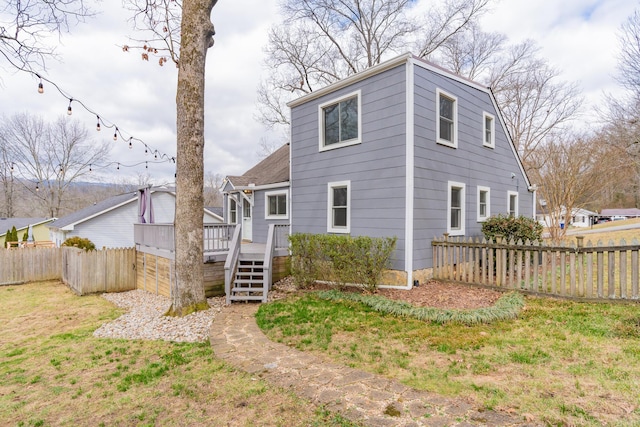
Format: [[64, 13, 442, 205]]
[[412, 64, 532, 270], [291, 65, 408, 270]]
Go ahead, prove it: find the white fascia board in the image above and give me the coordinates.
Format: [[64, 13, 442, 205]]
[[234, 181, 290, 191], [287, 53, 412, 108], [61, 197, 138, 230]]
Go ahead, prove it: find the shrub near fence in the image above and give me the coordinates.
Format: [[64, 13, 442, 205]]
[[0, 248, 62, 285], [433, 235, 640, 301], [62, 247, 137, 295]]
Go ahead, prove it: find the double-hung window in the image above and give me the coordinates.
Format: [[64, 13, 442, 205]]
[[508, 191, 518, 217], [448, 181, 465, 235], [477, 186, 490, 222], [229, 198, 237, 224], [265, 190, 288, 219], [483, 112, 495, 148], [327, 181, 350, 233], [436, 89, 458, 148], [319, 91, 361, 151]]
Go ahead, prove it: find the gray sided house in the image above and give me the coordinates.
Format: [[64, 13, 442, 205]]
[[222, 143, 290, 243], [287, 53, 535, 288], [49, 187, 223, 248]]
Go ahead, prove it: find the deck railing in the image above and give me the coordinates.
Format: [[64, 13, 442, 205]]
[[433, 235, 640, 301], [134, 223, 236, 254]]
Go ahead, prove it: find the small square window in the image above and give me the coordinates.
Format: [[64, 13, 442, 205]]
[[483, 112, 495, 148], [265, 190, 289, 219], [319, 92, 361, 151]]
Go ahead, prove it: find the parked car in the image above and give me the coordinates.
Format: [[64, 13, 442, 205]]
[[611, 216, 626, 221]]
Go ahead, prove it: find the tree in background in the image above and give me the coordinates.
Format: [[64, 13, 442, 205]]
[[0, 0, 91, 71], [204, 171, 223, 207], [0, 126, 15, 217], [258, 0, 491, 128], [1, 113, 110, 218]]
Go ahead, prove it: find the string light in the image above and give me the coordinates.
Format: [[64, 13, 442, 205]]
[[89, 164, 92, 172], [145, 161, 148, 169], [129, 140, 133, 149], [25, 70, 176, 163], [117, 163, 120, 170], [35, 182, 39, 192]]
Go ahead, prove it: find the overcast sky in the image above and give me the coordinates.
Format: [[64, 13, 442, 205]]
[[1, 0, 637, 186]]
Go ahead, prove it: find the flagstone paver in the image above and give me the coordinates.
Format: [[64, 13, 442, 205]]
[[210, 303, 539, 426]]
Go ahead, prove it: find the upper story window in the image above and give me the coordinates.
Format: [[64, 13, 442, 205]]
[[436, 88, 458, 148], [319, 91, 362, 152], [477, 186, 490, 222], [483, 112, 495, 148], [265, 190, 289, 220], [508, 191, 518, 217], [447, 181, 465, 236], [327, 181, 350, 233]]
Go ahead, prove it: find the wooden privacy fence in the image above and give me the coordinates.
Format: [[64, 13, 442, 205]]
[[433, 235, 640, 301], [0, 247, 62, 285], [62, 247, 137, 295]]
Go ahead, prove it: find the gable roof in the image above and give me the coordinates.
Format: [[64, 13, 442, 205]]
[[48, 191, 138, 230], [226, 143, 290, 189], [0, 218, 54, 235], [206, 206, 223, 218]]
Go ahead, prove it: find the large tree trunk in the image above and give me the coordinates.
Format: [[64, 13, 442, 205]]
[[167, 0, 217, 317]]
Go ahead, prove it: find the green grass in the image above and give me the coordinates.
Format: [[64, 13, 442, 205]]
[[257, 292, 640, 426], [0, 281, 359, 427]]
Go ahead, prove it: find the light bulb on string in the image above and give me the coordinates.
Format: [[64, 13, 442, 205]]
[[67, 99, 73, 116], [113, 128, 118, 141], [129, 140, 132, 149], [117, 163, 120, 170], [144, 146, 148, 155], [145, 161, 148, 169], [10, 163, 14, 172], [154, 151, 158, 160], [96, 116, 101, 131], [89, 164, 92, 172], [35, 182, 39, 192], [38, 81, 44, 94]]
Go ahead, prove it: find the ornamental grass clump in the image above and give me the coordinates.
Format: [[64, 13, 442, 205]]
[[317, 290, 524, 325]]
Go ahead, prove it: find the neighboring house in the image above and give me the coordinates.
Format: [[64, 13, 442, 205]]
[[537, 207, 597, 228], [599, 208, 640, 220], [224, 53, 535, 289], [222, 143, 290, 242], [48, 186, 223, 248], [0, 218, 56, 244]]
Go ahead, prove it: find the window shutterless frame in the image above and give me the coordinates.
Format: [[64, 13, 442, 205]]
[[436, 88, 458, 148], [318, 91, 362, 152], [327, 180, 351, 233]]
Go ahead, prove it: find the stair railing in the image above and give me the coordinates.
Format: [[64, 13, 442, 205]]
[[263, 224, 277, 300], [224, 224, 242, 305]]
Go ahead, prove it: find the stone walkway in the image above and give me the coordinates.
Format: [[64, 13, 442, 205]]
[[210, 304, 538, 427]]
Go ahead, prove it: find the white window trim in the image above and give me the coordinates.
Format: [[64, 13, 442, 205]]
[[327, 180, 351, 233], [483, 111, 495, 148], [318, 90, 362, 152], [477, 186, 490, 222], [447, 181, 465, 236], [436, 88, 458, 148], [228, 196, 238, 224], [508, 191, 519, 217], [264, 189, 289, 220]]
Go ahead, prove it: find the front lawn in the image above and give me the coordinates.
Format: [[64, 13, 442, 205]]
[[0, 281, 356, 427], [257, 292, 640, 426]]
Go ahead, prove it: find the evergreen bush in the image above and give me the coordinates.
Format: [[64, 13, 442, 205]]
[[289, 233, 397, 292], [62, 236, 96, 251], [22, 230, 29, 242], [481, 214, 543, 243]]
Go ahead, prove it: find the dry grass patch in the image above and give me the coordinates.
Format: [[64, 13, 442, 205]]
[[0, 281, 357, 427]]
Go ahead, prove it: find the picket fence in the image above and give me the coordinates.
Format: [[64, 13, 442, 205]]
[[0, 247, 62, 285], [62, 247, 137, 295], [432, 235, 640, 301]]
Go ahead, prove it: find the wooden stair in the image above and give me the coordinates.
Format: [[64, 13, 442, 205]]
[[228, 253, 268, 303]]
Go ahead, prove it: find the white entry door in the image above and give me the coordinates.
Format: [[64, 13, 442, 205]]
[[242, 198, 252, 241]]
